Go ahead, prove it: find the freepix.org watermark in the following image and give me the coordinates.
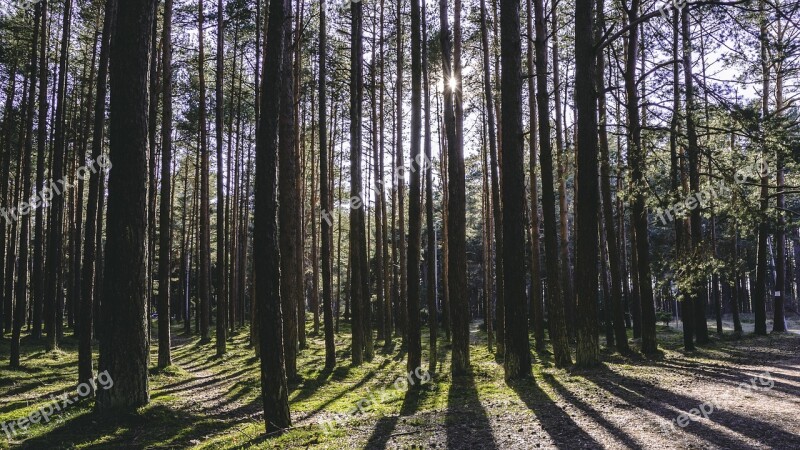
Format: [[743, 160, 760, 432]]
[[1, 155, 112, 225], [1, 370, 114, 441], [657, 371, 774, 434], [319, 153, 433, 228], [318, 366, 432, 435], [652, 157, 769, 226]]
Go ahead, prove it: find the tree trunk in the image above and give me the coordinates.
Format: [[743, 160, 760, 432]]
[[681, 8, 709, 345], [533, 0, 571, 367], [96, 0, 155, 411], [422, 0, 437, 376], [198, 0, 212, 343], [31, 0, 48, 341], [624, 0, 657, 354], [574, 0, 600, 367], [158, 0, 174, 368], [407, 0, 423, 377], [10, 4, 40, 369], [278, 0, 300, 380], [525, 0, 545, 351], [255, 0, 292, 433], [440, 0, 469, 376], [500, 0, 532, 379], [318, 0, 336, 369], [215, 0, 227, 357], [479, 0, 505, 357], [596, 0, 628, 354]]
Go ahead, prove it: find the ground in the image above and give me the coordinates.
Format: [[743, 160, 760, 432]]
[[1, 315, 799, 449]]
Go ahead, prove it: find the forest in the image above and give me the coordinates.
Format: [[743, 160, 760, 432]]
[[0, 0, 799, 448]]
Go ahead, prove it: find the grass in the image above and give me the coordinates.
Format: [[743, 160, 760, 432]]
[[0, 317, 798, 449]]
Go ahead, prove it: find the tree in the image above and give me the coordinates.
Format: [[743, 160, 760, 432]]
[[533, 0, 571, 368], [254, 0, 292, 433], [31, 0, 48, 342], [624, 0, 657, 355], [479, 0, 504, 357], [500, 0, 532, 379], [349, 0, 372, 364], [440, 0, 469, 376], [407, 0, 423, 376], [80, 0, 116, 382], [278, 0, 300, 380], [198, 0, 212, 343], [45, 0, 74, 349], [96, 0, 156, 411], [215, 0, 227, 357], [10, 2, 39, 369], [596, 0, 628, 354], [574, 0, 600, 367], [422, 0, 437, 376], [525, 0, 545, 352], [319, 0, 336, 371], [158, 0, 174, 368]]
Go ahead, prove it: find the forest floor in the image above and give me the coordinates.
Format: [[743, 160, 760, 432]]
[[1, 314, 799, 450]]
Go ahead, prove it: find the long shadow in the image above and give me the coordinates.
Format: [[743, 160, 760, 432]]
[[509, 377, 602, 449], [298, 359, 390, 422], [586, 370, 800, 448], [445, 373, 497, 450], [649, 359, 800, 399], [541, 373, 642, 449], [363, 384, 427, 449], [17, 404, 230, 449]]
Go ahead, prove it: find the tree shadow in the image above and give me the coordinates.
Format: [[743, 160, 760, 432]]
[[363, 383, 427, 449], [508, 376, 601, 448], [16, 403, 230, 449], [585, 369, 800, 448], [540, 373, 642, 449], [445, 373, 497, 450]]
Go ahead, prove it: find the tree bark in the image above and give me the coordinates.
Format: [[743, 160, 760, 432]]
[[158, 0, 174, 368], [534, 0, 571, 367], [255, 0, 292, 433], [96, 0, 156, 410], [574, 0, 600, 367]]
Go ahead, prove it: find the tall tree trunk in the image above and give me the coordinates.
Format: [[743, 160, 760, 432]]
[[31, 0, 48, 341], [422, 0, 437, 376], [278, 0, 299, 380], [574, 0, 600, 367], [255, 0, 292, 433], [78, 4, 108, 383], [45, 0, 74, 351], [624, 0, 657, 354], [440, 0, 469, 376], [158, 0, 174, 368], [552, 4, 574, 339], [215, 0, 227, 357], [525, 0, 544, 351], [407, 0, 423, 377], [10, 3, 40, 368], [350, 0, 371, 364], [681, 8, 709, 345], [596, 0, 628, 353], [479, 0, 504, 357], [752, 0, 770, 336], [396, 0, 408, 346], [773, 9, 787, 333], [96, 0, 155, 410], [319, 0, 336, 370], [499, 0, 532, 380], [533, 0, 571, 367], [198, 0, 212, 343], [0, 57, 17, 340]]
